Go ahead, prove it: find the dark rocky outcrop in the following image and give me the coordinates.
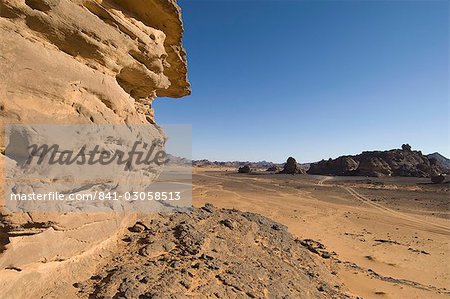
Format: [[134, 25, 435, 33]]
[[279, 157, 305, 174], [307, 156, 359, 176], [426, 153, 450, 174], [307, 145, 445, 178], [74, 205, 351, 298], [238, 165, 251, 173], [402, 144, 412, 151], [356, 157, 392, 177]]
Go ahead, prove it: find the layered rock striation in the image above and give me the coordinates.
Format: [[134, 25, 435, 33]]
[[0, 0, 190, 297], [0, 0, 190, 129]]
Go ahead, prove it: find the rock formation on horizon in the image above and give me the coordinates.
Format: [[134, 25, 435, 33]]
[[279, 157, 305, 174], [0, 0, 190, 297], [307, 144, 445, 178]]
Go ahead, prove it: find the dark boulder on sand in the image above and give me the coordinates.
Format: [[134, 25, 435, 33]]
[[238, 165, 251, 173]]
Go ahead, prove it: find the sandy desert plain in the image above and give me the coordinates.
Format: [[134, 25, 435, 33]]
[[192, 167, 450, 299]]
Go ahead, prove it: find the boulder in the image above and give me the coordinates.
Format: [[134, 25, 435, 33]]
[[402, 144, 412, 151], [238, 165, 251, 173], [279, 157, 305, 174]]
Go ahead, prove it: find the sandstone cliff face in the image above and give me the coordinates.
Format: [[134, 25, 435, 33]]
[[307, 145, 445, 178], [0, 1, 189, 297], [0, 0, 190, 130]]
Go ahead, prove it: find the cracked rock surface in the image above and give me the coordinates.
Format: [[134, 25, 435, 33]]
[[75, 205, 352, 298]]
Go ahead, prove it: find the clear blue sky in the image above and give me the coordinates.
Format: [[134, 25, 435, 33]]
[[155, 0, 449, 163]]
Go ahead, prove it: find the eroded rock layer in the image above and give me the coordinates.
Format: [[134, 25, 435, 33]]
[[0, 0, 190, 130], [0, 0, 190, 297]]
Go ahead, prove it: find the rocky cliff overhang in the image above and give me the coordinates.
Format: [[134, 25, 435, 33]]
[[108, 0, 191, 98], [0, 0, 190, 127]]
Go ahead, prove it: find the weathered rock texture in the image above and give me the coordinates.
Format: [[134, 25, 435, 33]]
[[426, 152, 450, 174], [75, 205, 351, 298], [0, 0, 190, 130], [0, 0, 189, 297], [307, 144, 445, 177], [279, 156, 305, 174]]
